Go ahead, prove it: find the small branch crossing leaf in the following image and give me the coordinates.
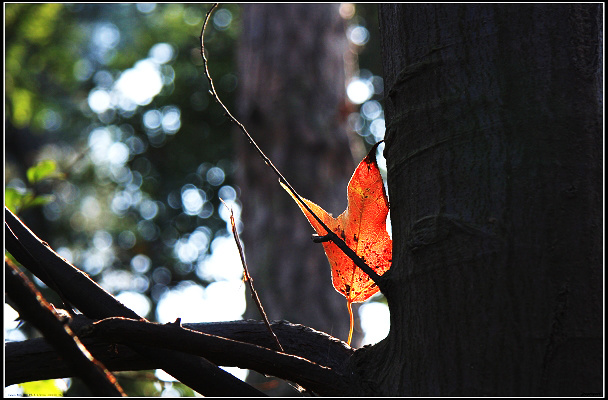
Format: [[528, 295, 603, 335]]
[[283, 142, 392, 304], [201, 4, 390, 346]]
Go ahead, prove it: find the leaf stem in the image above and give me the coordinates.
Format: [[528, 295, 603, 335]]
[[346, 300, 354, 347]]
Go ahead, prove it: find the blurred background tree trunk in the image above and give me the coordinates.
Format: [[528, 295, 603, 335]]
[[235, 4, 359, 394]]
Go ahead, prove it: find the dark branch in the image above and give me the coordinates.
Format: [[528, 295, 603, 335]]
[[7, 319, 354, 387], [6, 338, 150, 386], [5, 260, 125, 397], [312, 234, 333, 243], [5, 207, 264, 397], [5, 217, 75, 314], [200, 4, 387, 292], [5, 208, 139, 320], [92, 317, 354, 396]]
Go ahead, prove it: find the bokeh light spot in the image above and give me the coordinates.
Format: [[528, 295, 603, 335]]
[[118, 230, 137, 249], [175, 238, 199, 263], [197, 235, 244, 282], [81, 196, 101, 219], [88, 89, 112, 114], [348, 25, 369, 46], [206, 167, 225, 186], [143, 109, 162, 130], [347, 78, 373, 104], [161, 106, 181, 134], [137, 220, 159, 241], [136, 3, 156, 13], [218, 185, 237, 202], [183, 6, 203, 26], [93, 230, 113, 250], [370, 118, 386, 141], [181, 186, 206, 215], [152, 267, 172, 285], [114, 59, 163, 106], [212, 8, 232, 30], [139, 199, 159, 220], [116, 291, 151, 318], [93, 22, 120, 51], [339, 3, 356, 20], [108, 142, 130, 165], [111, 190, 132, 215], [41, 109, 62, 131], [149, 43, 174, 64], [74, 59, 94, 81], [361, 100, 382, 120], [359, 300, 390, 345], [131, 254, 152, 273], [189, 227, 211, 252]]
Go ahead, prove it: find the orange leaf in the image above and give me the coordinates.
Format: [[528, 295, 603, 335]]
[[282, 142, 392, 303]]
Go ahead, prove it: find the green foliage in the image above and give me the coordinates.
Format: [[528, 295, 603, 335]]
[[5, 188, 54, 214], [27, 160, 64, 184], [19, 379, 66, 397], [113, 371, 164, 397], [114, 371, 198, 397], [5, 4, 83, 132], [4, 187, 23, 214], [5, 160, 63, 213]]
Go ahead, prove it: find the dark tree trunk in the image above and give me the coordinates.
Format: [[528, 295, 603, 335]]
[[235, 4, 359, 394], [349, 4, 603, 396]]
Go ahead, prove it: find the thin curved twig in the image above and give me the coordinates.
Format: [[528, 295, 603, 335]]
[[200, 3, 386, 291], [221, 199, 284, 352]]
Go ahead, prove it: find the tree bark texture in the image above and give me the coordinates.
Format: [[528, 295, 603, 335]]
[[355, 4, 602, 396], [236, 5, 358, 347]]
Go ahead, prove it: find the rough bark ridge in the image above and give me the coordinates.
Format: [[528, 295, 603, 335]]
[[236, 4, 358, 344], [352, 4, 603, 396]]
